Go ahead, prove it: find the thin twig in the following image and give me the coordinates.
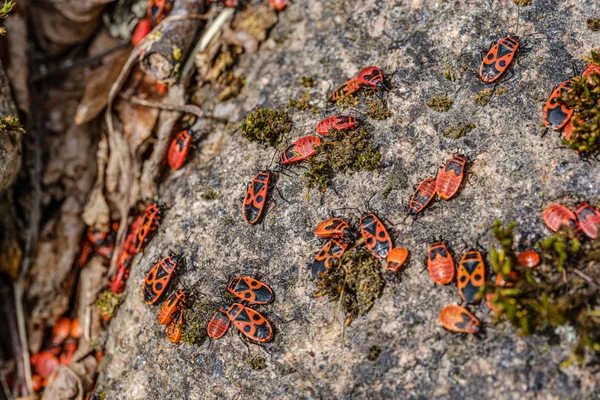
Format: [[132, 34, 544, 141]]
[[0, 370, 13, 400], [121, 95, 204, 118], [573, 268, 600, 290]]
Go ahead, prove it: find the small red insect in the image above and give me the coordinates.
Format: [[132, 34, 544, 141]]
[[331, 78, 363, 102], [543, 80, 574, 130], [486, 293, 502, 313], [409, 177, 437, 215], [386, 247, 409, 274], [479, 36, 520, 83], [242, 170, 271, 224], [315, 115, 358, 136], [330, 238, 349, 258], [110, 216, 143, 294], [32, 374, 43, 392], [221, 303, 273, 342], [59, 340, 78, 365], [30, 351, 60, 379], [582, 63, 600, 80], [141, 252, 182, 305], [427, 241, 455, 285], [52, 317, 72, 346], [542, 204, 582, 238], [575, 202, 600, 239], [360, 213, 392, 259], [77, 240, 94, 268], [158, 289, 189, 325], [517, 250, 540, 268], [167, 310, 184, 343], [435, 155, 467, 201], [87, 221, 119, 260], [207, 310, 231, 339], [227, 276, 274, 304], [494, 270, 519, 288], [148, 0, 169, 25], [70, 318, 82, 339], [314, 217, 353, 240], [439, 304, 480, 334], [311, 240, 336, 278], [167, 129, 195, 170], [131, 17, 152, 47], [135, 203, 162, 252], [356, 66, 386, 90], [280, 136, 321, 165], [457, 250, 485, 304], [269, 0, 288, 11]]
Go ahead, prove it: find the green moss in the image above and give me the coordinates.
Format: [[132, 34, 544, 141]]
[[587, 18, 600, 31], [512, 0, 531, 5], [495, 86, 508, 95], [0, 115, 24, 133], [381, 184, 393, 199], [246, 356, 267, 370], [557, 60, 600, 155], [96, 290, 122, 319], [584, 49, 600, 66], [180, 299, 215, 345], [473, 89, 493, 106], [315, 248, 385, 326], [201, 188, 220, 200], [99, 393, 107, 400], [304, 129, 381, 192], [427, 93, 453, 112], [288, 93, 320, 113], [367, 345, 381, 361], [442, 63, 461, 82], [334, 91, 360, 109], [366, 98, 392, 120], [0, 1, 14, 18], [301, 76, 315, 87], [443, 122, 475, 139], [488, 220, 600, 361], [241, 108, 292, 147]]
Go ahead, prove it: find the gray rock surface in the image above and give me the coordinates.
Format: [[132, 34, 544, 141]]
[[96, 1, 600, 399]]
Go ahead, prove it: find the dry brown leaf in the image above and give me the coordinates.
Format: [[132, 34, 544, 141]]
[[81, 188, 110, 232], [75, 256, 106, 342], [42, 366, 83, 400]]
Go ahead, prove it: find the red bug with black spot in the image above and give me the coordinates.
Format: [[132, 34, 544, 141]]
[[135, 203, 163, 252], [386, 247, 409, 274], [314, 217, 353, 240], [77, 240, 94, 268], [543, 80, 574, 131], [542, 203, 582, 238], [148, 0, 170, 25], [435, 155, 467, 201], [331, 78, 364, 102], [457, 250, 485, 304], [167, 309, 184, 343], [310, 240, 336, 278], [582, 63, 600, 80], [227, 276, 274, 305], [357, 66, 387, 90], [221, 303, 273, 342], [110, 216, 143, 294], [427, 241, 455, 285], [479, 36, 520, 83], [316, 115, 358, 136], [158, 288, 190, 325], [141, 252, 182, 305], [242, 170, 272, 224], [280, 135, 321, 166], [360, 212, 392, 259], [207, 310, 231, 339], [330, 238, 349, 258], [517, 250, 540, 268], [409, 177, 437, 215], [575, 202, 600, 239], [167, 129, 196, 170], [439, 304, 480, 334]]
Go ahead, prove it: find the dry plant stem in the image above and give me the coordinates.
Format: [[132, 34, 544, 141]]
[[12, 283, 31, 396], [573, 268, 600, 290], [122, 95, 204, 118], [0, 369, 12, 400]]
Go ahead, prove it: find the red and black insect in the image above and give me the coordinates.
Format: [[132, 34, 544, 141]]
[[314, 217, 353, 240], [357, 66, 387, 90], [227, 276, 274, 305], [386, 247, 409, 274], [167, 310, 184, 344], [167, 129, 195, 170], [269, 0, 288, 11], [542, 204, 582, 238], [135, 203, 162, 252], [457, 250, 485, 304], [87, 221, 119, 260], [331, 78, 363, 102], [360, 213, 392, 259], [221, 303, 273, 342], [280, 136, 321, 166], [131, 17, 152, 47], [315, 115, 358, 136], [435, 155, 467, 201], [439, 304, 480, 334], [479, 36, 520, 83], [242, 171, 271, 224], [141, 252, 182, 305], [158, 289, 190, 325], [207, 310, 231, 339], [409, 177, 437, 215], [575, 202, 600, 239], [330, 238, 349, 258], [148, 0, 170, 25], [110, 216, 143, 294], [582, 63, 600, 79], [543, 80, 574, 130], [311, 240, 336, 278], [77, 240, 94, 268], [427, 241, 455, 285], [517, 250, 540, 268]]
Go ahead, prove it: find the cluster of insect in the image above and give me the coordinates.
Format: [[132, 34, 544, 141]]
[[242, 66, 389, 225], [542, 202, 600, 240], [207, 276, 274, 342]]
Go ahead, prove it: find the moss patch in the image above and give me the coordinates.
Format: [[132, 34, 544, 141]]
[[442, 62, 461, 82], [427, 93, 453, 112], [180, 299, 215, 345], [367, 345, 382, 361], [366, 98, 392, 120], [315, 248, 385, 326], [301, 76, 316, 87], [512, 0, 531, 6], [96, 290, 122, 319], [473, 89, 492, 106], [201, 188, 220, 200], [246, 356, 267, 370], [288, 92, 320, 113], [304, 129, 381, 192], [241, 108, 292, 147], [488, 220, 600, 362], [0, 115, 24, 133], [443, 122, 475, 139], [334, 92, 360, 109], [587, 18, 600, 31]]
